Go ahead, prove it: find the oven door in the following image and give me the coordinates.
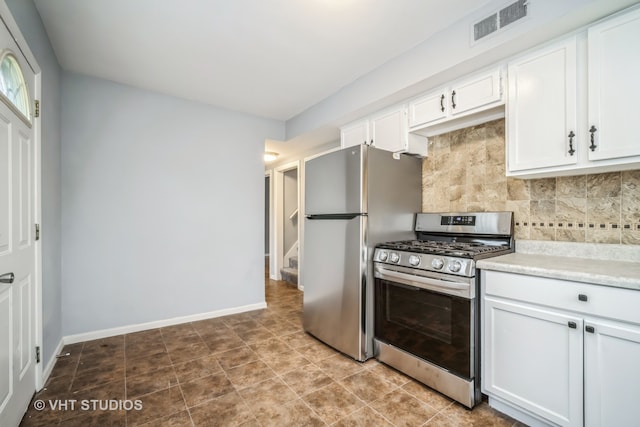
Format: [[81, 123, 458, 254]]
[[374, 264, 476, 379]]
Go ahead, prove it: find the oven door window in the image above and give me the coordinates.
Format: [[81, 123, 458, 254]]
[[375, 278, 472, 378]]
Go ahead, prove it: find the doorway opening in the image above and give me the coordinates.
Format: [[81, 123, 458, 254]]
[[268, 161, 300, 288]]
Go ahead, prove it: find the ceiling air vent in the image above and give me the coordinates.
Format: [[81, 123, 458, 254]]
[[474, 14, 498, 41], [500, 0, 529, 28], [472, 0, 529, 43]]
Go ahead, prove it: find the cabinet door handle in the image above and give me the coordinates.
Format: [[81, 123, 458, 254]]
[[568, 321, 577, 329], [578, 294, 588, 302], [589, 126, 597, 151], [451, 91, 457, 109], [440, 94, 445, 112], [585, 325, 595, 333], [568, 131, 575, 156], [370, 139, 374, 146]]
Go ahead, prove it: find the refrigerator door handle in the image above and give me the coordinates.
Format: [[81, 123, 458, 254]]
[[306, 213, 365, 220]]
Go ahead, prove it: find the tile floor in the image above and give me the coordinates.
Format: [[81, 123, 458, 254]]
[[20, 270, 522, 426]]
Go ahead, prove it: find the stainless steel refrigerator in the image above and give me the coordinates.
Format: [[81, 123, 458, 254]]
[[302, 145, 422, 361]]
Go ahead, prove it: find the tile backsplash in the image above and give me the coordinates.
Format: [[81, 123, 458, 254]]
[[421, 119, 640, 244]]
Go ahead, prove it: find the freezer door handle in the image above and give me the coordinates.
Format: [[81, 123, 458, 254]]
[[306, 213, 364, 220]]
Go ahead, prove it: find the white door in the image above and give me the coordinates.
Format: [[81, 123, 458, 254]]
[[408, 89, 447, 127], [587, 7, 640, 161], [340, 119, 370, 148], [584, 318, 640, 427], [0, 18, 38, 427], [370, 105, 407, 153], [450, 68, 502, 117], [506, 36, 578, 172], [483, 297, 583, 427]]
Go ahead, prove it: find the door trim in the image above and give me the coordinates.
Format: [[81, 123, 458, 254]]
[[270, 161, 299, 283], [0, 0, 43, 390]]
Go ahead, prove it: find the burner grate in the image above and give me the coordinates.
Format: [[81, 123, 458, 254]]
[[377, 239, 510, 259]]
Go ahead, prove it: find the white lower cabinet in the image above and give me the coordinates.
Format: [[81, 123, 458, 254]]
[[483, 297, 583, 426], [583, 319, 640, 427], [482, 270, 640, 427]]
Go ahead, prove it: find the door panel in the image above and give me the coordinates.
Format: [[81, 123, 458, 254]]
[[409, 90, 447, 127], [370, 105, 407, 153], [304, 146, 363, 215], [340, 119, 369, 148], [483, 297, 583, 427], [507, 37, 578, 172], [584, 319, 640, 427], [302, 215, 364, 360], [0, 285, 11, 412], [17, 275, 32, 379], [588, 8, 640, 160], [18, 132, 31, 248]]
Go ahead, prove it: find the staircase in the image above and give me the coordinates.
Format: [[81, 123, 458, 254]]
[[280, 256, 298, 286]]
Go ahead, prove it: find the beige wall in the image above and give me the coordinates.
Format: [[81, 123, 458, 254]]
[[421, 119, 640, 244]]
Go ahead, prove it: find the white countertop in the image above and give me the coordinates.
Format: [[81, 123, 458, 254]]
[[476, 240, 640, 291]]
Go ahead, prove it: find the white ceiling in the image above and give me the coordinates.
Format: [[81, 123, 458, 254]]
[[34, 0, 492, 122]]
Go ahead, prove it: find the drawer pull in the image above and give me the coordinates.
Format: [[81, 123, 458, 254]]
[[585, 325, 595, 333], [568, 321, 577, 329], [589, 125, 597, 151], [568, 131, 576, 156], [578, 294, 588, 302]]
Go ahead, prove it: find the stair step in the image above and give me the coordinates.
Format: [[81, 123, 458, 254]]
[[280, 267, 298, 285], [289, 256, 298, 269]]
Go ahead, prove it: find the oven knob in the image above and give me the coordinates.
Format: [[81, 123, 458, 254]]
[[431, 258, 444, 270], [408, 255, 420, 266], [389, 252, 400, 263], [377, 250, 388, 261], [448, 260, 462, 273]]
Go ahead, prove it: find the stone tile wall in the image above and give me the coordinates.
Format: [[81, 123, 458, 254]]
[[421, 119, 640, 244]]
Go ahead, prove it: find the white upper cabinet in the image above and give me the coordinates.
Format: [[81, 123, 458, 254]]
[[408, 90, 447, 128], [409, 67, 504, 130], [340, 105, 427, 156], [450, 68, 503, 117], [587, 8, 640, 161], [507, 7, 640, 178], [341, 67, 503, 157], [340, 118, 370, 148], [370, 106, 408, 153], [507, 37, 578, 172]]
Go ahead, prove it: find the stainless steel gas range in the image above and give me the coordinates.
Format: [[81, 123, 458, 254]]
[[373, 212, 514, 408]]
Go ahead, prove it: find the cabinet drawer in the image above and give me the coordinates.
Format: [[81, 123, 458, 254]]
[[483, 270, 640, 325]]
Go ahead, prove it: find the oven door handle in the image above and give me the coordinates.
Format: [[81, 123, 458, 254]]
[[375, 266, 474, 299]]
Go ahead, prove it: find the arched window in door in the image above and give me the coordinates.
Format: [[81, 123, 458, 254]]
[[0, 50, 31, 123]]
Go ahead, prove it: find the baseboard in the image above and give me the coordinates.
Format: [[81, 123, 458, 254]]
[[63, 302, 267, 345], [40, 338, 64, 389]]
